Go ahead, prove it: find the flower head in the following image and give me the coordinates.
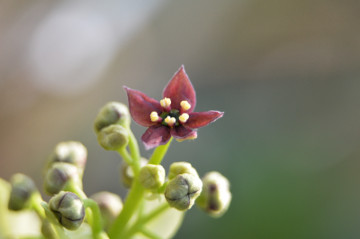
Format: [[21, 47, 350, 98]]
[[124, 65, 223, 149]]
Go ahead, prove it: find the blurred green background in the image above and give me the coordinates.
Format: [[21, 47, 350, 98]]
[[1, 0, 360, 238]]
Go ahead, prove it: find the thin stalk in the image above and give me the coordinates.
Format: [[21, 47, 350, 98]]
[[127, 129, 141, 174], [148, 138, 173, 165], [84, 199, 103, 239], [122, 203, 169, 239], [117, 147, 133, 166], [108, 180, 145, 238]]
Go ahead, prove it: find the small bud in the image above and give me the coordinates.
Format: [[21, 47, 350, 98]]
[[90, 191, 123, 230], [49, 191, 85, 230], [48, 141, 87, 170], [44, 163, 81, 195], [139, 164, 165, 191], [121, 158, 148, 188], [168, 162, 199, 180], [165, 173, 202, 211], [97, 125, 129, 150], [94, 102, 131, 133], [196, 171, 232, 217], [8, 174, 37, 211]]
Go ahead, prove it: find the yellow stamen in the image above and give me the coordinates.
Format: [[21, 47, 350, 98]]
[[180, 100, 191, 111], [179, 113, 189, 123], [150, 111, 159, 122], [164, 116, 176, 127], [160, 97, 171, 108]]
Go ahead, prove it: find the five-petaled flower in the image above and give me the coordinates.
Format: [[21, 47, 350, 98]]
[[124, 66, 224, 150]]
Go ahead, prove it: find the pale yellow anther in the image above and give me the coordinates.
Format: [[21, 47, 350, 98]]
[[164, 116, 176, 126], [150, 111, 159, 122], [180, 100, 191, 111], [179, 113, 189, 123], [160, 98, 171, 108]]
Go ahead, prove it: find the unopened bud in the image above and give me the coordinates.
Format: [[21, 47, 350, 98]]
[[90, 191, 123, 230], [196, 171, 232, 217], [48, 141, 87, 170], [121, 158, 148, 188], [94, 102, 131, 133], [49, 191, 85, 230], [44, 163, 81, 195], [165, 173, 202, 211], [168, 162, 198, 180], [8, 174, 37, 211], [139, 164, 165, 191], [97, 125, 129, 150]]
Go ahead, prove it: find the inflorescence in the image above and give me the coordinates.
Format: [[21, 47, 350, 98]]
[[1, 66, 231, 239]]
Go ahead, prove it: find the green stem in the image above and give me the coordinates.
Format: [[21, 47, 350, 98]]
[[122, 203, 169, 239], [117, 147, 133, 166], [148, 138, 173, 165], [30, 192, 45, 218], [127, 129, 141, 174], [108, 180, 145, 238], [84, 199, 103, 239], [109, 135, 172, 238]]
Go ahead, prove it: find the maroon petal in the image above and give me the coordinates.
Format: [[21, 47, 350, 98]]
[[141, 125, 171, 150], [163, 65, 196, 112], [171, 125, 196, 140], [186, 111, 224, 129], [124, 86, 162, 127]]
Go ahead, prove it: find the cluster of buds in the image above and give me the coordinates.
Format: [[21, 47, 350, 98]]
[[136, 161, 231, 214], [94, 102, 131, 151], [2, 66, 231, 239], [43, 141, 87, 195]]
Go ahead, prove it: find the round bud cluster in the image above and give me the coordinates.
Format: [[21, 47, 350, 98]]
[[94, 102, 131, 151], [164, 162, 202, 211], [94, 102, 131, 133], [49, 191, 85, 230], [8, 173, 37, 211], [97, 125, 129, 151], [139, 164, 166, 191], [44, 163, 81, 195], [48, 141, 87, 170], [44, 141, 87, 195], [196, 171, 232, 217]]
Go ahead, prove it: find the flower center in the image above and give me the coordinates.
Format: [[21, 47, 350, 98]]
[[149, 100, 191, 127]]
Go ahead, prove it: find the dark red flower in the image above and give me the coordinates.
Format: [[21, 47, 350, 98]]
[[124, 66, 224, 149]]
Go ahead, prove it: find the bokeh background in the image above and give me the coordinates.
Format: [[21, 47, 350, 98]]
[[1, 0, 360, 238]]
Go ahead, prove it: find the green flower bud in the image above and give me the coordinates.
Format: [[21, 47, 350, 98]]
[[94, 102, 131, 133], [139, 164, 165, 191], [196, 171, 232, 217], [168, 162, 198, 180], [44, 163, 81, 195], [97, 125, 129, 150], [121, 158, 148, 188], [8, 174, 37, 211], [90, 191, 123, 231], [164, 173, 202, 211], [49, 191, 85, 230], [48, 141, 87, 170]]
